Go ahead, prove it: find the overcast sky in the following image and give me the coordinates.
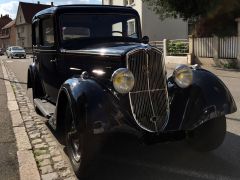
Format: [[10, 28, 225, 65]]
[[0, 0, 102, 19]]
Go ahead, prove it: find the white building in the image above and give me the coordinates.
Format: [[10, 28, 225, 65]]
[[102, 0, 188, 41], [15, 2, 51, 51]]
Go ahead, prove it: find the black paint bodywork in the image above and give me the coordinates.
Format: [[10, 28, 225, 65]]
[[28, 5, 237, 140]]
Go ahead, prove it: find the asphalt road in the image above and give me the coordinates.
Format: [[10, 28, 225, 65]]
[[0, 58, 19, 180], [2, 55, 240, 180]]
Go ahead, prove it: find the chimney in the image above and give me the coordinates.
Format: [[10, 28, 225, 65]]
[[51, 2, 54, 6], [1, 14, 2, 18], [37, 1, 40, 4]]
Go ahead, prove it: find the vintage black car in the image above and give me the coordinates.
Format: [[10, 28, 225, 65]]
[[28, 5, 237, 178]]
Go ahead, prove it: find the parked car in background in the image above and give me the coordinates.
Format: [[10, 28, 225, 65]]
[[28, 5, 237, 179], [0, 48, 4, 56], [6, 46, 26, 59]]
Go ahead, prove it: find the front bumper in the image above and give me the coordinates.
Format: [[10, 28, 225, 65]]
[[12, 53, 26, 58]]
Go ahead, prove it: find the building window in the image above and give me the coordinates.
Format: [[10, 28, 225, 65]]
[[127, 19, 136, 37], [41, 18, 54, 46], [21, 26, 24, 33], [124, 0, 135, 6]]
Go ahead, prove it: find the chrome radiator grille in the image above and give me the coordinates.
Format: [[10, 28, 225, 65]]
[[127, 48, 169, 132]]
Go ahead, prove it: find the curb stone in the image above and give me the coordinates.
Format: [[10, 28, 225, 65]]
[[1, 60, 77, 180], [1, 60, 40, 180]]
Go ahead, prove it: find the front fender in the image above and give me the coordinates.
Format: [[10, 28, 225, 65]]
[[57, 77, 126, 134], [167, 69, 237, 130]]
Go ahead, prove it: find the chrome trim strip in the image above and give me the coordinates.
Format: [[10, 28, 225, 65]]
[[64, 49, 121, 57], [34, 49, 57, 52], [129, 88, 166, 94], [146, 52, 158, 132]]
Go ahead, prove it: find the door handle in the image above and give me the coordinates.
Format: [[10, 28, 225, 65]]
[[50, 58, 57, 63]]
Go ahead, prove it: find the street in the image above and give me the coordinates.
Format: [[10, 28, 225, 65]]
[[1, 55, 240, 180]]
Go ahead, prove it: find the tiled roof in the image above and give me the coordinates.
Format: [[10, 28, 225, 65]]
[[2, 20, 15, 29], [19, 2, 51, 24], [0, 15, 12, 30]]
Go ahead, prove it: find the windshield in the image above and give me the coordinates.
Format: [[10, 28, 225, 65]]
[[12, 47, 24, 50], [60, 13, 140, 46]]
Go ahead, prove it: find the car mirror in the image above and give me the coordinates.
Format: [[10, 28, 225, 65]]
[[142, 36, 149, 44]]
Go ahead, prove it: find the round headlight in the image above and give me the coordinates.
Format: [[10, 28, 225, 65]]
[[112, 68, 135, 94], [173, 65, 193, 88]]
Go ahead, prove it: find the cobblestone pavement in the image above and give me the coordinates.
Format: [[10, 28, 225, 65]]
[[1, 60, 77, 180]]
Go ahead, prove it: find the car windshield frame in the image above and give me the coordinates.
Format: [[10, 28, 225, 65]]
[[59, 13, 141, 48]]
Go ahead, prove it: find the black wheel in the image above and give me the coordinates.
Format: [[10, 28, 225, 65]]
[[65, 103, 102, 179], [186, 116, 226, 152]]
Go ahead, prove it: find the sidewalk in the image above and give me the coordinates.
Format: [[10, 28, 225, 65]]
[[0, 63, 19, 179], [0, 58, 76, 180]]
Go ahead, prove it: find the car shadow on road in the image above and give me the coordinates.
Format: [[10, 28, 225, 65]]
[[87, 132, 240, 180]]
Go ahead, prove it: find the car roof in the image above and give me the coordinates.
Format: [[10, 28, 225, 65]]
[[32, 5, 139, 22]]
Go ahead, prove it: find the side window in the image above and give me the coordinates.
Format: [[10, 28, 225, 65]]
[[32, 21, 39, 46], [41, 18, 54, 46]]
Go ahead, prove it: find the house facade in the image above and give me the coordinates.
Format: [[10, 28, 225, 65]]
[[0, 20, 16, 48], [15, 2, 51, 51], [0, 15, 12, 48], [102, 0, 188, 41]]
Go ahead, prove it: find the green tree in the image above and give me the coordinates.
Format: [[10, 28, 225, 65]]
[[143, 0, 240, 36]]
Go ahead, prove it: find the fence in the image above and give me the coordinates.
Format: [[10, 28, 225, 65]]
[[219, 37, 238, 59], [150, 41, 163, 49], [193, 37, 214, 58], [151, 39, 189, 56], [167, 39, 189, 56], [151, 39, 189, 64], [193, 36, 238, 59]]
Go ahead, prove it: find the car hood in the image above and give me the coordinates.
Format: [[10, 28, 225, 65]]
[[64, 42, 150, 56]]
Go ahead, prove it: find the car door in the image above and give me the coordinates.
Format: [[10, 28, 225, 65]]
[[37, 16, 63, 103]]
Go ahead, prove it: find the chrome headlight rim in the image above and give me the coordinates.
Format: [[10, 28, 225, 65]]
[[111, 68, 135, 94], [173, 64, 193, 88]]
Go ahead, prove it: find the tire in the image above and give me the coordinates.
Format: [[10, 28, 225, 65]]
[[186, 116, 226, 152], [64, 103, 102, 179]]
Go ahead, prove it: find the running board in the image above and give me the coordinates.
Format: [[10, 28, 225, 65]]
[[34, 98, 55, 118]]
